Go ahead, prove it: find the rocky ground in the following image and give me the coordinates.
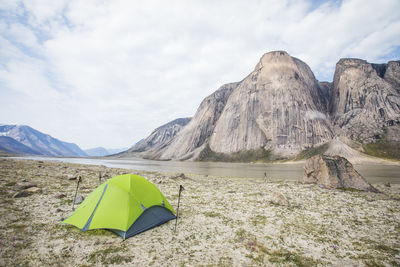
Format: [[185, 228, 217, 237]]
[[0, 158, 399, 266]]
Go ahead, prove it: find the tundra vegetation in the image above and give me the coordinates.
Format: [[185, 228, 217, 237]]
[[0, 158, 399, 266]]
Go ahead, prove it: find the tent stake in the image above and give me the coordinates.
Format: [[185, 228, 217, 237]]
[[72, 176, 82, 211], [174, 185, 184, 232]]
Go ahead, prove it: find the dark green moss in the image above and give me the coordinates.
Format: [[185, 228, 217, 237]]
[[294, 143, 329, 160], [197, 144, 272, 162], [268, 250, 320, 266], [87, 246, 131, 264], [363, 140, 400, 160]]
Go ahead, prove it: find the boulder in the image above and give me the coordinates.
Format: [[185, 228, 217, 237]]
[[74, 195, 84, 204], [55, 193, 67, 199], [270, 191, 289, 206], [302, 155, 379, 192], [12, 186, 42, 198]]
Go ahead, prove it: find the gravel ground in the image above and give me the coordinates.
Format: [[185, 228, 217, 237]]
[[0, 158, 399, 266]]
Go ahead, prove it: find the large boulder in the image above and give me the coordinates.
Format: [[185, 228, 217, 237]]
[[302, 155, 379, 192]]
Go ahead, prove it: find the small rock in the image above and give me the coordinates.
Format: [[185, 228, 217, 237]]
[[270, 191, 289, 206], [67, 175, 77, 180], [25, 187, 42, 194], [172, 173, 188, 179], [74, 195, 84, 204], [14, 183, 37, 191], [56, 208, 63, 212], [12, 191, 30, 198], [384, 182, 391, 187], [21, 179, 28, 182], [55, 193, 67, 199]]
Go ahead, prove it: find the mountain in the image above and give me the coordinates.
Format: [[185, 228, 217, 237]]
[[159, 84, 237, 160], [85, 147, 129, 157], [0, 125, 88, 157], [119, 117, 191, 158], [330, 59, 400, 158], [122, 51, 400, 161], [106, 148, 128, 155], [0, 136, 40, 155], [84, 147, 110, 157]]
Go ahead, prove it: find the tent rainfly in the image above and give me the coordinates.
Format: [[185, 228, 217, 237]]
[[62, 174, 176, 240]]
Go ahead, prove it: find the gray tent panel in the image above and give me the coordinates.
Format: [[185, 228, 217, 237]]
[[112, 205, 176, 239]]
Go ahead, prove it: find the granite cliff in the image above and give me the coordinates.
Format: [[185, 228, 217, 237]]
[[330, 59, 400, 158], [121, 51, 400, 161]]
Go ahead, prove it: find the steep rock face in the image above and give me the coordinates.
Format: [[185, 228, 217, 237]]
[[318, 81, 333, 114], [159, 83, 238, 160], [331, 59, 400, 145], [384, 61, 400, 90], [122, 117, 191, 158], [209, 51, 333, 157]]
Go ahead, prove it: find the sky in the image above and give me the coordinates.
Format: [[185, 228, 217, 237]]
[[0, 0, 399, 150]]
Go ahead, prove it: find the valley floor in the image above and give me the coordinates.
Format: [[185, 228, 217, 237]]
[[0, 158, 399, 266]]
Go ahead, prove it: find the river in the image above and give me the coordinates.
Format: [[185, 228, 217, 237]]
[[10, 156, 400, 184]]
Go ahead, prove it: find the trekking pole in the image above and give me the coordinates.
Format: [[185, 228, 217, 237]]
[[72, 176, 82, 211], [174, 185, 184, 232]]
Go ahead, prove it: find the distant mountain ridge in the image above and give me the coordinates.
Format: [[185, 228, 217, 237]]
[[0, 124, 87, 157], [85, 147, 128, 157], [119, 51, 400, 161], [119, 117, 191, 158]]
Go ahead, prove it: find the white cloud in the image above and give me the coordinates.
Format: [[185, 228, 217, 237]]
[[0, 0, 399, 149]]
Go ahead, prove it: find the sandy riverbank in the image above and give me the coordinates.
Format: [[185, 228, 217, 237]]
[[0, 158, 399, 266]]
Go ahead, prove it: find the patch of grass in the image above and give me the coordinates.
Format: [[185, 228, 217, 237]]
[[203, 211, 222, 218], [87, 246, 131, 264], [197, 144, 272, 163], [363, 140, 400, 160], [374, 243, 399, 255], [5, 181, 16, 186], [268, 249, 319, 266], [294, 143, 329, 160], [235, 228, 320, 266], [338, 187, 364, 192], [83, 228, 115, 237], [251, 215, 267, 226], [217, 256, 233, 267], [60, 198, 73, 205]]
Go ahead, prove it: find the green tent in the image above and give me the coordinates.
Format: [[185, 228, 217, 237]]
[[62, 174, 176, 240]]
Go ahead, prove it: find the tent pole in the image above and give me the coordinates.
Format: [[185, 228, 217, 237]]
[[72, 176, 82, 211], [174, 185, 184, 232]]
